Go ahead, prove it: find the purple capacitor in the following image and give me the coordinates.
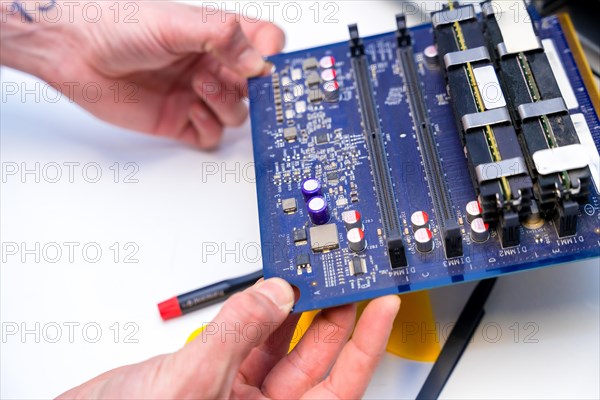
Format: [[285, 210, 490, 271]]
[[307, 196, 330, 225], [301, 178, 322, 201]]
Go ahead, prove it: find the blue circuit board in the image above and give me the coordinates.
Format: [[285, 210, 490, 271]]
[[250, 14, 600, 313]]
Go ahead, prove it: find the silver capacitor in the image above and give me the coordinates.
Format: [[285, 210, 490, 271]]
[[341, 210, 362, 231], [414, 228, 434, 253], [470, 218, 489, 243], [320, 68, 337, 82], [347, 227, 366, 253], [319, 56, 335, 69], [465, 200, 482, 223], [410, 211, 430, 231], [323, 81, 340, 102], [423, 45, 439, 66]]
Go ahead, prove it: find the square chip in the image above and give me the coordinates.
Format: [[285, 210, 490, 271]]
[[305, 71, 321, 87], [295, 253, 311, 269], [293, 228, 308, 245], [283, 127, 297, 142], [309, 223, 339, 252], [282, 198, 297, 213], [349, 256, 367, 275], [315, 132, 329, 145], [327, 171, 338, 183]]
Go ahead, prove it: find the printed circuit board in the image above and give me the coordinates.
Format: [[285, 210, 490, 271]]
[[249, 2, 600, 312]]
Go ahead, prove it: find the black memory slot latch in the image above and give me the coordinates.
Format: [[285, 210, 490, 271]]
[[349, 24, 364, 57], [396, 14, 411, 47]]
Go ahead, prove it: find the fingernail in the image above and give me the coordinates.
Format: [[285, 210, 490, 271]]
[[257, 278, 294, 312], [238, 47, 265, 77]]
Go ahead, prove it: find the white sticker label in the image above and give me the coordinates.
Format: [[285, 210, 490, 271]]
[[571, 113, 600, 192], [492, 1, 539, 54], [473, 65, 506, 110], [532, 144, 589, 175]]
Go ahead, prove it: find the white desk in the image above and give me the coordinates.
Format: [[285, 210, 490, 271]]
[[1, 2, 599, 398]]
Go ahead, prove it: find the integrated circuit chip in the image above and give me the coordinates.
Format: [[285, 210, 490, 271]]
[[293, 228, 308, 245], [315, 132, 329, 145], [327, 171, 339, 183], [309, 223, 339, 252], [295, 253, 311, 269]]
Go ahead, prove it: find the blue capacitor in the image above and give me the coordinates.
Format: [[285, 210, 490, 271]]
[[301, 178, 322, 201], [307, 196, 330, 225]]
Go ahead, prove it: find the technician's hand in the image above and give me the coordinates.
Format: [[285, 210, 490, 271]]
[[1, 1, 284, 149], [58, 278, 400, 399]]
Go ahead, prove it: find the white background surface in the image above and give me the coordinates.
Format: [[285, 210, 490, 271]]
[[1, 1, 599, 398]]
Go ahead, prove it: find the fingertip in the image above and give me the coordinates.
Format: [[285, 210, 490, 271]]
[[253, 277, 265, 286], [253, 22, 286, 55], [241, 19, 286, 55], [254, 278, 294, 313], [237, 47, 269, 77], [363, 295, 401, 323], [201, 15, 267, 78], [188, 103, 223, 150], [200, 135, 222, 151], [384, 295, 401, 314], [377, 295, 401, 320]]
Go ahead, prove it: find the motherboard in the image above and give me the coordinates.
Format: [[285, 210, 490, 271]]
[[249, 1, 600, 312]]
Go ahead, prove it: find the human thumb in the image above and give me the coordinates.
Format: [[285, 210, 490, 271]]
[[168, 278, 294, 397]]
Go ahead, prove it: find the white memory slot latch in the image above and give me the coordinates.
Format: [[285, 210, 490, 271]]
[[571, 113, 600, 192], [542, 39, 579, 110], [532, 144, 589, 175], [492, 0, 541, 57]]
